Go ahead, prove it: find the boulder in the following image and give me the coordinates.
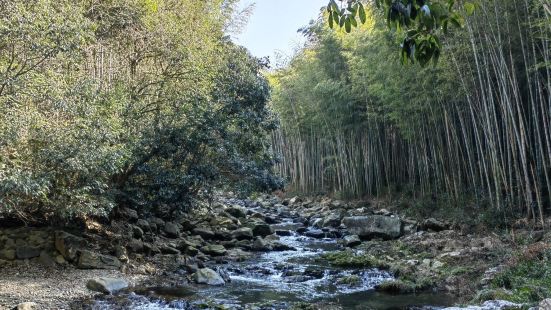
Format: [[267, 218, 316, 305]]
[[539, 299, 551, 309], [252, 223, 273, 237], [194, 268, 225, 286], [305, 230, 325, 239], [159, 245, 180, 255], [164, 222, 180, 238], [322, 214, 341, 228], [127, 239, 144, 253], [136, 219, 150, 232], [252, 238, 271, 251], [225, 206, 247, 218], [86, 277, 128, 294], [231, 228, 254, 240], [132, 225, 144, 239], [342, 216, 402, 240], [119, 207, 138, 221], [38, 251, 56, 267], [77, 250, 121, 270], [200, 244, 227, 256], [421, 218, 449, 232], [343, 235, 361, 247], [55, 231, 87, 262], [193, 228, 215, 240]]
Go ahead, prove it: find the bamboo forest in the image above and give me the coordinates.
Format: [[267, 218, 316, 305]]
[[0, 0, 550, 309]]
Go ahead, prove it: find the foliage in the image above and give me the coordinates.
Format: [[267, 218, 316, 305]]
[[0, 0, 282, 221], [326, 0, 476, 65]]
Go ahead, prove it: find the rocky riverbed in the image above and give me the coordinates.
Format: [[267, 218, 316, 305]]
[[1, 195, 550, 309]]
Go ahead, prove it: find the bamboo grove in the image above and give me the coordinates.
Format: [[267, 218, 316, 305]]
[[270, 0, 551, 223]]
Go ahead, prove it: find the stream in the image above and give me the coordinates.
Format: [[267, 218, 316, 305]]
[[91, 205, 456, 309]]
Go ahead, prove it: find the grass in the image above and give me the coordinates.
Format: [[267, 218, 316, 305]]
[[487, 244, 551, 304]]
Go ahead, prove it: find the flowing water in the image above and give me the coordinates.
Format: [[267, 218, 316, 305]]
[[92, 213, 455, 309]]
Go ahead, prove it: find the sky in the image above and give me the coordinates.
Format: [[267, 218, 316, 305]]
[[234, 0, 327, 67]]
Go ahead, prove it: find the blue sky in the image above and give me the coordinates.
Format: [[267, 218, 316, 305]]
[[234, 0, 327, 66]]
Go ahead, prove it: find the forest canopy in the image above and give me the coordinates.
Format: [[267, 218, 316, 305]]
[[0, 0, 283, 222]]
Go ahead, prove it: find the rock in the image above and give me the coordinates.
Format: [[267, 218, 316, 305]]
[[132, 225, 144, 239], [539, 299, 551, 309], [421, 218, 449, 232], [185, 246, 199, 256], [322, 214, 341, 228], [0, 249, 15, 260], [231, 228, 254, 240], [77, 250, 121, 270], [38, 251, 56, 267], [252, 223, 274, 237], [226, 205, 247, 218], [160, 245, 181, 255], [127, 239, 144, 253], [311, 218, 324, 229], [13, 302, 38, 310], [275, 230, 292, 236], [252, 238, 271, 251], [119, 207, 138, 221], [271, 242, 296, 251], [55, 231, 87, 262], [226, 248, 253, 261], [136, 219, 150, 232], [344, 235, 361, 247], [289, 196, 302, 205], [114, 246, 129, 263], [193, 227, 215, 240], [86, 277, 128, 294], [143, 243, 161, 256], [164, 222, 180, 238], [194, 268, 225, 286], [200, 244, 227, 256], [305, 230, 325, 239], [180, 219, 195, 231], [342, 216, 402, 240], [55, 255, 66, 265]]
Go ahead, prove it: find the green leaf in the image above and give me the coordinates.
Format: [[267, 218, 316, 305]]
[[328, 12, 334, 28], [350, 17, 358, 27], [464, 2, 475, 16], [359, 4, 367, 24], [345, 18, 352, 33]]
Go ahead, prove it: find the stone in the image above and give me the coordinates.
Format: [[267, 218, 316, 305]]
[[344, 235, 361, 247], [421, 218, 449, 232], [143, 243, 161, 256], [160, 245, 181, 255], [185, 246, 199, 256], [55, 231, 87, 262], [164, 222, 180, 238], [132, 225, 144, 239], [225, 205, 247, 218], [252, 238, 271, 251], [38, 251, 56, 267], [119, 207, 138, 221], [342, 216, 402, 240], [136, 219, 150, 232], [127, 239, 144, 253], [231, 227, 254, 240], [305, 230, 325, 239], [275, 230, 292, 236], [15, 246, 41, 259], [0, 249, 15, 260], [77, 250, 121, 270], [86, 277, 128, 294], [200, 244, 227, 256], [193, 227, 215, 240], [252, 223, 274, 237], [539, 299, 551, 310], [322, 214, 342, 228], [226, 248, 253, 261], [194, 268, 225, 286], [114, 246, 129, 263], [13, 302, 38, 310]]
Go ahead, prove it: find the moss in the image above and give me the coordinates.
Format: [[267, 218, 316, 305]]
[[489, 248, 551, 303], [336, 275, 362, 286], [290, 303, 317, 310], [376, 280, 417, 293], [322, 250, 389, 269]]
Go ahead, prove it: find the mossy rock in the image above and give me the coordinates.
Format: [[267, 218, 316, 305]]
[[322, 251, 388, 268], [336, 275, 362, 286], [376, 280, 416, 294]]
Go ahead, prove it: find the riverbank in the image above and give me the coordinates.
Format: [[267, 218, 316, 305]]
[[0, 194, 550, 309]]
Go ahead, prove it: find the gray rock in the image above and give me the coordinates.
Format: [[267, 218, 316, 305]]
[[38, 251, 56, 267], [252, 223, 273, 237], [252, 238, 271, 251], [119, 207, 138, 221], [200, 244, 227, 256], [225, 205, 247, 218], [160, 245, 181, 255], [322, 214, 342, 228], [231, 227, 254, 240], [86, 277, 128, 294], [136, 219, 150, 232], [342, 216, 402, 240], [422, 218, 449, 232], [77, 250, 121, 270], [193, 227, 215, 240], [305, 230, 325, 239], [55, 231, 87, 262], [194, 268, 225, 286], [127, 239, 144, 253], [132, 225, 144, 239], [344, 235, 361, 247], [164, 222, 180, 238], [539, 299, 551, 309]]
